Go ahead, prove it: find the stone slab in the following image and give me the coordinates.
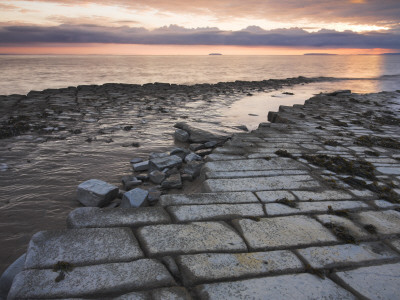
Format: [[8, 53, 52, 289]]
[[298, 242, 398, 269], [292, 190, 353, 201], [335, 262, 400, 300], [67, 207, 171, 229], [158, 192, 259, 206], [138, 222, 247, 256], [255, 190, 295, 203], [205, 169, 307, 179], [316, 214, 370, 239], [203, 175, 320, 192], [233, 216, 337, 251], [265, 201, 369, 216], [151, 287, 193, 300], [203, 158, 305, 172], [354, 210, 400, 235], [149, 155, 182, 171], [196, 273, 356, 300], [167, 204, 265, 222], [25, 228, 143, 269], [205, 154, 245, 161], [113, 291, 149, 300], [177, 251, 303, 285], [8, 259, 175, 299], [389, 239, 400, 252]]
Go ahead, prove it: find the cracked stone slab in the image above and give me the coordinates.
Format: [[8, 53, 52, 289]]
[[137, 222, 247, 256], [353, 210, 400, 235], [151, 287, 193, 300], [67, 207, 171, 229], [158, 192, 259, 206], [334, 262, 400, 300], [233, 216, 337, 251], [292, 190, 353, 201], [265, 201, 369, 216], [255, 190, 295, 203], [8, 259, 175, 299], [203, 158, 306, 172], [205, 169, 307, 179], [167, 204, 265, 222], [298, 242, 398, 269], [203, 175, 320, 192], [196, 273, 356, 300], [24, 228, 143, 269], [177, 251, 303, 285], [316, 214, 370, 239]]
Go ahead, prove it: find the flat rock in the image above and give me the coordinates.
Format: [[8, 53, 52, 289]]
[[292, 190, 353, 201], [120, 188, 148, 208], [67, 207, 171, 229], [265, 200, 369, 216], [132, 160, 149, 171], [24, 227, 143, 269], [334, 262, 400, 300], [205, 169, 307, 179], [77, 179, 119, 207], [255, 190, 296, 203], [151, 287, 192, 300], [158, 192, 259, 206], [298, 242, 398, 269], [203, 158, 305, 172], [177, 251, 303, 285], [168, 204, 265, 222], [203, 175, 320, 192], [138, 222, 247, 256], [196, 273, 356, 299], [353, 210, 400, 235], [8, 259, 175, 299], [233, 216, 337, 250], [149, 155, 182, 171], [316, 214, 370, 239]]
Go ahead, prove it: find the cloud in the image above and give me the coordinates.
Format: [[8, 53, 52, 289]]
[[0, 23, 399, 49], [9, 0, 400, 28]]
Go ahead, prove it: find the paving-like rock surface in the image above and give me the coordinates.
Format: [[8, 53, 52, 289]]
[[5, 90, 400, 299]]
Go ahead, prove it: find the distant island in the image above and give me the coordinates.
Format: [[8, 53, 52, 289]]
[[209, 53, 222, 55], [381, 53, 400, 55], [304, 53, 337, 56]]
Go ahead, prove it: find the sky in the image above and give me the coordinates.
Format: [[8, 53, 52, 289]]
[[1, 0, 400, 55]]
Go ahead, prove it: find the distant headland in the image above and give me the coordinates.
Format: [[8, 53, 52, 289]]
[[304, 53, 337, 56], [209, 53, 222, 55]]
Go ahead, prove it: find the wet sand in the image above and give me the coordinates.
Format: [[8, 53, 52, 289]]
[[0, 76, 339, 273]]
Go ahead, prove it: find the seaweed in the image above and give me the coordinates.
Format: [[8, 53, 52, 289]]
[[0, 115, 31, 139], [355, 135, 400, 149], [53, 261, 74, 283], [363, 224, 377, 234], [305, 263, 325, 279], [275, 149, 296, 159], [364, 150, 380, 157], [301, 154, 376, 180], [276, 197, 298, 208], [327, 206, 351, 218], [324, 222, 356, 244], [324, 140, 341, 147], [331, 118, 348, 127]]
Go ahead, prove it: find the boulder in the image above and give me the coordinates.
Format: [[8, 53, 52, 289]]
[[149, 152, 169, 159], [174, 129, 189, 142], [121, 175, 142, 190], [204, 141, 218, 148], [174, 122, 230, 143], [133, 161, 149, 171], [77, 179, 119, 207], [149, 170, 166, 184], [189, 143, 205, 151], [161, 173, 182, 189], [185, 153, 202, 163], [170, 148, 190, 159], [184, 161, 204, 179], [120, 188, 149, 208], [130, 158, 143, 165], [149, 155, 182, 171]]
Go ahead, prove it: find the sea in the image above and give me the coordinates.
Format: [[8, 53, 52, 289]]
[[0, 54, 400, 274], [1, 55, 400, 95]]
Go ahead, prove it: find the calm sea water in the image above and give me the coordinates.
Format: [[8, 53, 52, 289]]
[[1, 55, 400, 95]]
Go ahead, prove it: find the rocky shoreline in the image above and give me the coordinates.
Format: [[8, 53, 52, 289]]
[[1, 87, 400, 298], [0, 76, 338, 276]]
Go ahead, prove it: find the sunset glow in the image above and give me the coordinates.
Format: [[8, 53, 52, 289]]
[[0, 0, 399, 55]]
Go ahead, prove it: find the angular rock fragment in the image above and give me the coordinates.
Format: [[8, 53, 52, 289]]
[[149, 155, 182, 171], [77, 179, 119, 207], [121, 188, 149, 208]]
